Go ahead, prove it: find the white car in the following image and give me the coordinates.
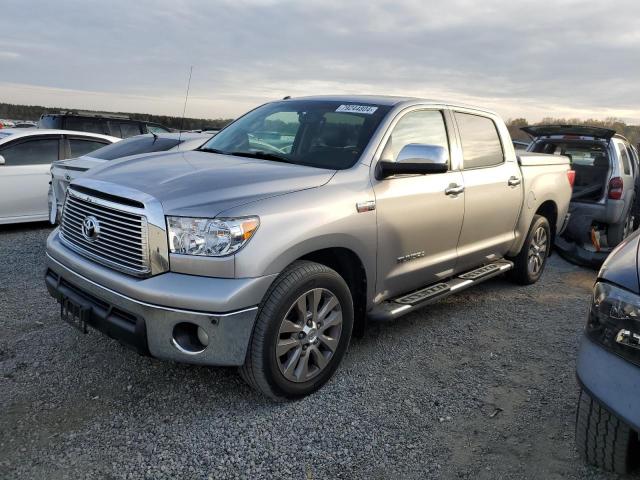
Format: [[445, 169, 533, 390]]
[[49, 132, 214, 223], [0, 129, 119, 224]]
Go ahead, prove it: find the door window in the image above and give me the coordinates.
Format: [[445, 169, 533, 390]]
[[455, 113, 504, 169], [108, 122, 142, 138], [0, 138, 59, 165], [65, 117, 106, 135], [380, 110, 450, 163], [146, 124, 171, 134], [68, 138, 109, 158], [119, 123, 143, 138], [617, 143, 631, 175]]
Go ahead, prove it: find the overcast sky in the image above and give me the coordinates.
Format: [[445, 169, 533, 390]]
[[1, 0, 639, 122]]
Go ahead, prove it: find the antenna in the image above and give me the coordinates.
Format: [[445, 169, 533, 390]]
[[178, 65, 193, 146]]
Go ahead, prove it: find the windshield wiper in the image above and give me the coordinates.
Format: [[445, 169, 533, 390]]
[[197, 147, 227, 154], [228, 150, 293, 164]]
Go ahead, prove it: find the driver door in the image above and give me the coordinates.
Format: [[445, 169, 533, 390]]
[[372, 109, 465, 299]]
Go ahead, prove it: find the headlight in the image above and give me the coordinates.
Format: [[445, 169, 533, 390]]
[[587, 281, 640, 365], [167, 216, 259, 257]]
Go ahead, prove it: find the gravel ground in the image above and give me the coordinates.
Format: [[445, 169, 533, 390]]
[[1, 223, 637, 479]]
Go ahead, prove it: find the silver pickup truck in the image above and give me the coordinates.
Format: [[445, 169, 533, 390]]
[[45, 96, 573, 399]]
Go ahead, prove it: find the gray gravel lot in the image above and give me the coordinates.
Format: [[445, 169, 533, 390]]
[[0, 223, 636, 479]]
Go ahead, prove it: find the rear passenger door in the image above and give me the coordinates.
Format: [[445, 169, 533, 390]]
[[0, 135, 62, 220], [453, 111, 522, 272]]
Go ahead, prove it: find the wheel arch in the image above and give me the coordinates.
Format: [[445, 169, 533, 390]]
[[535, 200, 558, 245], [297, 247, 368, 337]]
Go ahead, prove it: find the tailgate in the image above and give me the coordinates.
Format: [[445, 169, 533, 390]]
[[522, 125, 616, 140], [517, 152, 570, 167]]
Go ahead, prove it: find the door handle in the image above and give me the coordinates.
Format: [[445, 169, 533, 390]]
[[508, 176, 521, 186], [445, 184, 465, 196]]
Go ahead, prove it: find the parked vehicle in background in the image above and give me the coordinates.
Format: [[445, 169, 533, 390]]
[[13, 121, 37, 128], [38, 111, 171, 138], [45, 95, 572, 399], [512, 139, 529, 151], [49, 132, 214, 223], [0, 129, 118, 224], [525, 125, 639, 267], [576, 229, 640, 474]]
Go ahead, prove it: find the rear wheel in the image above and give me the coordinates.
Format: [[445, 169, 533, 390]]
[[508, 215, 550, 285], [239, 261, 353, 400], [576, 388, 638, 474], [608, 208, 634, 247]]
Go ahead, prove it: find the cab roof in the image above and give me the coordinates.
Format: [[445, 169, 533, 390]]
[[284, 95, 499, 116]]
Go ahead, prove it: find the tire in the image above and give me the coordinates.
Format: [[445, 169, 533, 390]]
[[608, 208, 634, 247], [239, 260, 354, 400], [575, 388, 638, 474], [507, 215, 551, 285]]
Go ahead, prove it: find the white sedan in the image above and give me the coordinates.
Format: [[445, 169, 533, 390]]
[[0, 129, 119, 224]]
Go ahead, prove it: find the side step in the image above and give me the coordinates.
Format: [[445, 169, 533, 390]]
[[368, 259, 513, 322]]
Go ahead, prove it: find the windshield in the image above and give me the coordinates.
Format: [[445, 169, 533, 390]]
[[200, 100, 391, 169], [89, 135, 181, 160]]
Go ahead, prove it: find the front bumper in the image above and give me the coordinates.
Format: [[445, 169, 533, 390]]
[[576, 335, 640, 433], [46, 230, 278, 366]]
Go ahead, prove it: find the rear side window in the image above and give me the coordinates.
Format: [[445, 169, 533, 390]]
[[617, 143, 631, 175], [107, 122, 142, 138], [0, 138, 59, 165], [455, 113, 504, 169], [90, 136, 180, 160], [38, 116, 61, 129], [629, 146, 639, 174], [65, 117, 106, 135], [68, 138, 109, 158], [146, 124, 171, 134], [381, 110, 450, 163]]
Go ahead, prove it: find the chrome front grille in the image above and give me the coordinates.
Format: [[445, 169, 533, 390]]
[[60, 189, 150, 276]]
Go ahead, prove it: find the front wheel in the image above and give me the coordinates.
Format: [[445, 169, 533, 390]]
[[508, 215, 551, 285], [239, 261, 354, 400], [576, 388, 638, 474]]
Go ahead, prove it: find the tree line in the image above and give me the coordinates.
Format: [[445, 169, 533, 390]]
[[0, 102, 234, 131], [508, 117, 640, 147]]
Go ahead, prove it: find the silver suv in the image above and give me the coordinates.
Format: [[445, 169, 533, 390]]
[[45, 96, 572, 399], [525, 125, 639, 265]]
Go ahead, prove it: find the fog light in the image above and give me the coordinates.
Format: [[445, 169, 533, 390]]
[[172, 322, 208, 354], [197, 326, 209, 346]]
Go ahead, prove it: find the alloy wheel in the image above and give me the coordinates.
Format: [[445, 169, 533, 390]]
[[276, 288, 343, 383], [528, 226, 548, 276]]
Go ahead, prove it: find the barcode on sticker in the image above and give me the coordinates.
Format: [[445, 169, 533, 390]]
[[335, 104, 378, 115]]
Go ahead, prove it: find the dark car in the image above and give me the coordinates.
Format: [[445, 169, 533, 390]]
[[38, 111, 171, 138], [576, 229, 640, 473]]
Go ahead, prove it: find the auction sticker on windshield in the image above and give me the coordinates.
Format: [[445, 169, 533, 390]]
[[335, 105, 378, 114]]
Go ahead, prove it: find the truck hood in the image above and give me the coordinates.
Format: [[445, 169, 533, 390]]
[[79, 150, 335, 217], [598, 229, 640, 294]]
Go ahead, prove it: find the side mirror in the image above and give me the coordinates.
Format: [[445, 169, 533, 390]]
[[0, 155, 5, 165], [376, 144, 448, 179]]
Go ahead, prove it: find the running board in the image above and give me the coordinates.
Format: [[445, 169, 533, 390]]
[[368, 260, 513, 322]]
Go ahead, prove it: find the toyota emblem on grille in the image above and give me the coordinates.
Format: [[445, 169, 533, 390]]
[[81, 215, 100, 242]]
